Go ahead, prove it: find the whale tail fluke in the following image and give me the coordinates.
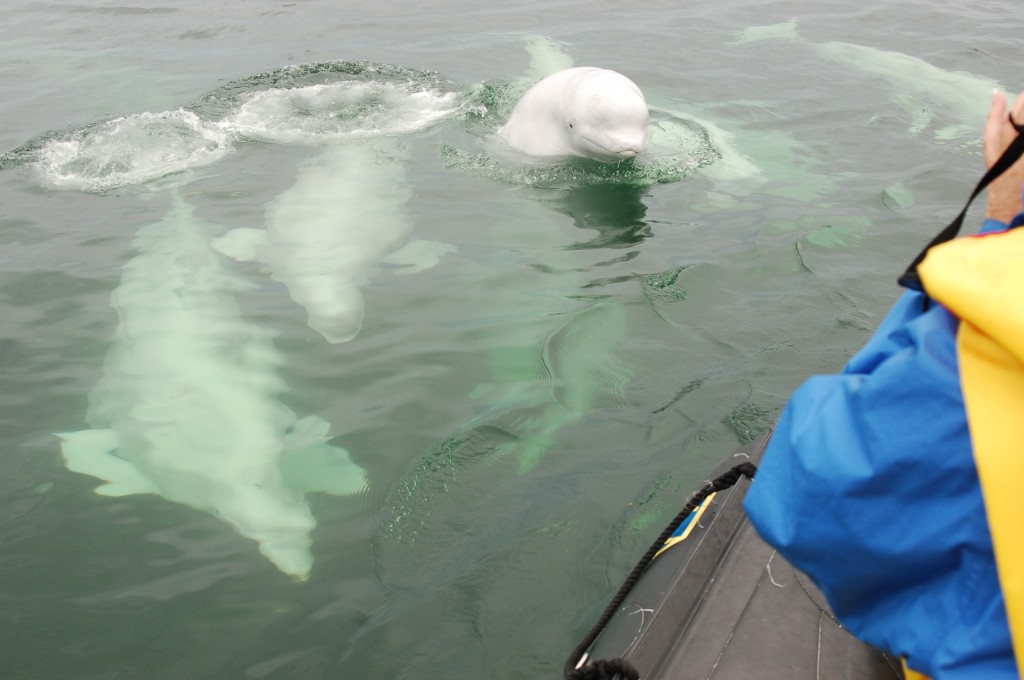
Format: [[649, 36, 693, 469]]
[[211, 227, 269, 262], [382, 239, 458, 275], [56, 429, 158, 497], [730, 20, 801, 45], [281, 416, 368, 497]]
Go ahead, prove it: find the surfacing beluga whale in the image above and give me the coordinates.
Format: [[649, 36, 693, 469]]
[[441, 35, 731, 189], [497, 66, 650, 161], [57, 194, 366, 580], [489, 34, 648, 162]]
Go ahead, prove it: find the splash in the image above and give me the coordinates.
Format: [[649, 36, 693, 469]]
[[186, 60, 461, 120], [2, 61, 466, 192], [222, 81, 461, 145], [27, 110, 231, 192]]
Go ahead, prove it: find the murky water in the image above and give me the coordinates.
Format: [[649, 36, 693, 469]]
[[2, 1, 1020, 678]]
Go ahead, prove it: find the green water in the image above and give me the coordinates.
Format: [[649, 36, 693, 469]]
[[2, 2, 1021, 678]]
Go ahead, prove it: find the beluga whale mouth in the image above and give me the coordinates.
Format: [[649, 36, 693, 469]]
[[496, 66, 650, 163], [579, 135, 646, 161]]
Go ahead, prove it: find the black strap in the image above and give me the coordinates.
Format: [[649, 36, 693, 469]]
[[898, 113, 1024, 292]]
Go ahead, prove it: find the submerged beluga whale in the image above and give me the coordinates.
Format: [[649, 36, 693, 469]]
[[213, 140, 415, 344], [213, 75, 462, 343], [497, 66, 650, 161], [732, 20, 1003, 141], [57, 194, 367, 579]]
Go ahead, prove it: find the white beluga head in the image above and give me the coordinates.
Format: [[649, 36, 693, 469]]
[[497, 66, 649, 162]]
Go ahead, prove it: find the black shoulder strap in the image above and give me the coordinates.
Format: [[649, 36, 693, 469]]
[[898, 113, 1024, 292]]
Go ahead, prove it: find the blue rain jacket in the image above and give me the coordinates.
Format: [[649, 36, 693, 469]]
[[744, 216, 1020, 679]]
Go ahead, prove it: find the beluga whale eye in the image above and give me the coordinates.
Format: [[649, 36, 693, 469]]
[[568, 122, 574, 129]]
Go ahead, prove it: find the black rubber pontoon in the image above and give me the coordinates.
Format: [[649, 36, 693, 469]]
[[573, 432, 904, 680]]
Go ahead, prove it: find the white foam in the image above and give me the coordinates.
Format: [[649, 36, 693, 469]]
[[31, 78, 463, 191], [220, 82, 462, 144], [35, 109, 232, 192]]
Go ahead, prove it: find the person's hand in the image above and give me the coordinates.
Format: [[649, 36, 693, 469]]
[[983, 89, 1024, 223]]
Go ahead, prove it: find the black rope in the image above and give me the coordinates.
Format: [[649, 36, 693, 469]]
[[566, 658, 640, 680], [563, 461, 758, 680]]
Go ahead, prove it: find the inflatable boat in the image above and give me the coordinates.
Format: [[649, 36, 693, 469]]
[[565, 431, 905, 679]]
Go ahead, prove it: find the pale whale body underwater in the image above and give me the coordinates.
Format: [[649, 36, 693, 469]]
[[58, 197, 367, 580]]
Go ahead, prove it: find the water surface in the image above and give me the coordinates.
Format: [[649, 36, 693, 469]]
[[2, 1, 1020, 678]]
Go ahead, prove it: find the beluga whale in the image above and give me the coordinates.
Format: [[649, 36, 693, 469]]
[[496, 66, 650, 162], [57, 193, 367, 580]]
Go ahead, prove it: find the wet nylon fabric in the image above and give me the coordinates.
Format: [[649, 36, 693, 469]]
[[743, 220, 1018, 678], [919, 227, 1024, 678]]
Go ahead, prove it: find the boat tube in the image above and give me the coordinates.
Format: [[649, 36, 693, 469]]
[[565, 431, 904, 680]]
